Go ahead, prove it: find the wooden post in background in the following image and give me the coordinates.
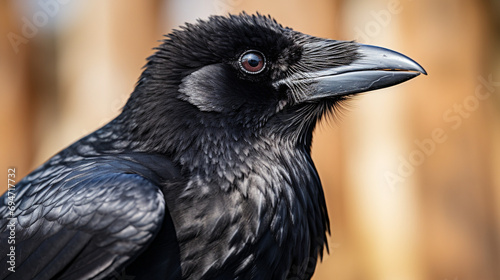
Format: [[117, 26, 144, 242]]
[[1, 1, 36, 187], [33, 0, 164, 166], [400, 1, 498, 279], [340, 1, 423, 279]]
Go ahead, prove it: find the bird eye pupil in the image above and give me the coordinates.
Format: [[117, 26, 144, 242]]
[[239, 50, 266, 74], [248, 57, 259, 67]]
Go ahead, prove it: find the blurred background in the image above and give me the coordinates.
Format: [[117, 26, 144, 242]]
[[1, 0, 500, 279]]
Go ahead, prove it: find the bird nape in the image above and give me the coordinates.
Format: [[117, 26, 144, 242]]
[[0, 13, 425, 280]]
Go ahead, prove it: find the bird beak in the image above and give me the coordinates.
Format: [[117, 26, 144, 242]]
[[276, 42, 427, 102]]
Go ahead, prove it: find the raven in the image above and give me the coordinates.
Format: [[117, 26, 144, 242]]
[[0, 13, 425, 280]]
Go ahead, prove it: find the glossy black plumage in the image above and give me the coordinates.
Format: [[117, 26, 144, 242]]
[[0, 13, 425, 279]]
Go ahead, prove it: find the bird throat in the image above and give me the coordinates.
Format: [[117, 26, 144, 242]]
[[161, 130, 329, 278]]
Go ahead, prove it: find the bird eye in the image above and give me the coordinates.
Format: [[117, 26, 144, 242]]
[[239, 50, 266, 74]]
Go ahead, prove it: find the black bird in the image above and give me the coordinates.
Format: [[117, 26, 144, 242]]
[[0, 13, 425, 280]]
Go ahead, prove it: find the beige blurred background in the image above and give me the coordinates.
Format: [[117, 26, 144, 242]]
[[1, 0, 500, 279]]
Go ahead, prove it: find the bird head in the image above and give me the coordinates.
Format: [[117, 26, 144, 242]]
[[125, 13, 425, 151]]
